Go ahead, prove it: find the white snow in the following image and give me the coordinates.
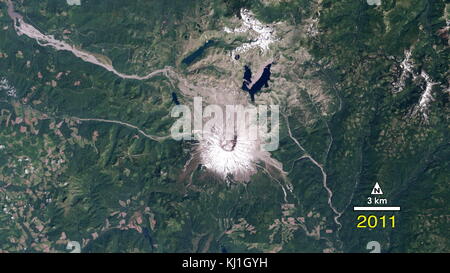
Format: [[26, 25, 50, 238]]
[[415, 70, 438, 120], [66, 0, 81, 6], [392, 49, 440, 121], [393, 49, 416, 93], [0, 78, 17, 98], [367, 0, 381, 6], [224, 9, 277, 59]]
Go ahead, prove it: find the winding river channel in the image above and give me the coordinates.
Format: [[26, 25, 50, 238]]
[[6, 0, 171, 80]]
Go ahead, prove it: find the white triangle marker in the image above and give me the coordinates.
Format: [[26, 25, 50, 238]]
[[371, 182, 383, 195]]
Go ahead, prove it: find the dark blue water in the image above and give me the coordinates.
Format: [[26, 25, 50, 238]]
[[221, 245, 228, 253], [142, 227, 154, 250], [242, 65, 252, 91], [241, 63, 272, 102], [182, 40, 215, 66], [172, 92, 180, 105]]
